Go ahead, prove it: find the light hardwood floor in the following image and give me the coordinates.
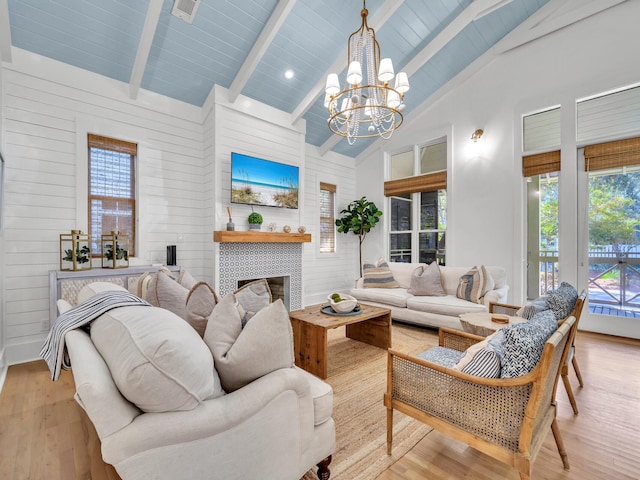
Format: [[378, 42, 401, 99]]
[[0, 330, 638, 480]]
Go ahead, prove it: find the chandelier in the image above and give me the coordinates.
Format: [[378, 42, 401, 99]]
[[325, 0, 409, 144]]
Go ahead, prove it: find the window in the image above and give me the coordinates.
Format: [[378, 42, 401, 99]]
[[88, 134, 136, 257], [319, 182, 336, 253], [386, 140, 447, 264]]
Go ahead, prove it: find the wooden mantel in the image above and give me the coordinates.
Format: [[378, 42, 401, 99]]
[[213, 231, 311, 243]]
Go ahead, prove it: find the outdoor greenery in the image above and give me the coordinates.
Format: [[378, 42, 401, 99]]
[[335, 196, 382, 276]]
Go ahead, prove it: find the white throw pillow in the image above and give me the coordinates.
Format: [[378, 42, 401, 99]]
[[204, 293, 294, 392], [407, 263, 446, 296], [77, 282, 128, 304], [91, 305, 223, 412]]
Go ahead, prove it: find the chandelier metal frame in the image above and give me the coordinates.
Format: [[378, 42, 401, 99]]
[[325, 0, 409, 144]]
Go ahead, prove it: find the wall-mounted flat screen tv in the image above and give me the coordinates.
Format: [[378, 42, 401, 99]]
[[231, 152, 299, 209]]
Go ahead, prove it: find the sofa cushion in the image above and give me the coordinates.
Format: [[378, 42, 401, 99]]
[[547, 282, 578, 320], [456, 266, 486, 304], [350, 287, 412, 308], [406, 294, 487, 316], [204, 293, 294, 392], [77, 282, 129, 304], [407, 263, 446, 296], [387, 262, 426, 289], [362, 258, 399, 288], [417, 346, 465, 367], [294, 367, 333, 426], [90, 305, 222, 413], [528, 309, 558, 338]]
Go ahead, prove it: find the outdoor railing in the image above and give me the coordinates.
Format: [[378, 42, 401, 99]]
[[537, 247, 640, 310]]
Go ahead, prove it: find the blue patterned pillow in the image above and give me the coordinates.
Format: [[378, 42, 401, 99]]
[[501, 322, 552, 378], [461, 345, 501, 378], [546, 282, 578, 320], [519, 297, 549, 320], [528, 309, 558, 338], [417, 346, 465, 368]]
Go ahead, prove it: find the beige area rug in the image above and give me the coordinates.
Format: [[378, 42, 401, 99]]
[[302, 323, 439, 480]]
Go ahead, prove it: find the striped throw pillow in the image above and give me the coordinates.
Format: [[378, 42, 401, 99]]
[[362, 258, 399, 288], [456, 266, 486, 304]]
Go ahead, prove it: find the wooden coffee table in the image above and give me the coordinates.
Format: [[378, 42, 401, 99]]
[[289, 303, 391, 379]]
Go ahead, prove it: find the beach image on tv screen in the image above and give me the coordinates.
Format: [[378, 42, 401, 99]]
[[231, 153, 299, 209]]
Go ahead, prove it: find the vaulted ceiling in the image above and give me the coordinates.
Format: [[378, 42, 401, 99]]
[[1, 0, 624, 158]]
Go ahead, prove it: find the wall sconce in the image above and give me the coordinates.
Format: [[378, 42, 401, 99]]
[[471, 129, 484, 142]]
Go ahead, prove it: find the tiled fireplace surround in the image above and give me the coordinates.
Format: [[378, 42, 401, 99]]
[[217, 242, 302, 311]]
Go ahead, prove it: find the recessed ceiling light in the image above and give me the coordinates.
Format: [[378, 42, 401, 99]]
[[285, 70, 295, 79]]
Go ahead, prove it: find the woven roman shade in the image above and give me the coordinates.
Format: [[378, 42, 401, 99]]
[[319, 182, 336, 253], [522, 150, 560, 177], [88, 134, 137, 155], [384, 171, 446, 196], [584, 137, 640, 171]]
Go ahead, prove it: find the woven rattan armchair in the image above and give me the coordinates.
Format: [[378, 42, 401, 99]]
[[385, 317, 576, 480], [490, 290, 586, 414]]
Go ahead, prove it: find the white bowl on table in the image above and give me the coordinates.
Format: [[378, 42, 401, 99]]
[[327, 293, 357, 313]]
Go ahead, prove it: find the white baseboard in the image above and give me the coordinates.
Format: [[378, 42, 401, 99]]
[[6, 338, 44, 366], [0, 348, 7, 394]]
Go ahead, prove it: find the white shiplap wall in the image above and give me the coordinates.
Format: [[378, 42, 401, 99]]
[[0, 64, 6, 385], [303, 145, 359, 304], [2, 50, 205, 363], [577, 85, 640, 146]]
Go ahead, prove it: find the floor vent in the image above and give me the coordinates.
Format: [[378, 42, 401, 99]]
[[171, 0, 200, 24]]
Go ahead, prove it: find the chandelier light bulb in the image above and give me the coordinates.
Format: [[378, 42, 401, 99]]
[[378, 58, 394, 83], [387, 90, 401, 109], [347, 61, 363, 85], [325, 73, 340, 96], [368, 124, 375, 133], [395, 72, 410, 93]]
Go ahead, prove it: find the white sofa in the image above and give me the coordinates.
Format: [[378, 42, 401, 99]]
[[350, 262, 509, 330], [62, 295, 335, 480]]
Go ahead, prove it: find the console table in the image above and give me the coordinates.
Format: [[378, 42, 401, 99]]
[[49, 265, 182, 325]]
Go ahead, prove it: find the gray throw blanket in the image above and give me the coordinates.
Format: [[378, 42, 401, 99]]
[[40, 290, 151, 380]]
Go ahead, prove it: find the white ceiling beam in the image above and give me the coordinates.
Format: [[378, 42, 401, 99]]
[[129, 0, 163, 100], [0, 0, 12, 63], [494, 0, 627, 54], [291, 0, 405, 124], [228, 0, 297, 103], [402, 0, 512, 77]]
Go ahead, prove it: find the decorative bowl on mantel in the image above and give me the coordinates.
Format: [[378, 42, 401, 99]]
[[327, 293, 358, 313]]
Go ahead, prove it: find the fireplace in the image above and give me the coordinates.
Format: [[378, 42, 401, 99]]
[[216, 241, 303, 311], [238, 276, 290, 310]]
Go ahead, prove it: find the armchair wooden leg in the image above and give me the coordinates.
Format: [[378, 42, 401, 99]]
[[572, 355, 584, 387], [386, 403, 393, 455], [561, 372, 579, 415], [316, 455, 331, 480], [551, 419, 570, 471]]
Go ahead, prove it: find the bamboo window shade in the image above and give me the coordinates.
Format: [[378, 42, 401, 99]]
[[319, 182, 336, 253], [584, 137, 640, 171], [88, 134, 137, 257], [522, 150, 561, 177], [384, 171, 446, 196]]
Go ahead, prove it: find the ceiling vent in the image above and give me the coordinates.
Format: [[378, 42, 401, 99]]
[[171, 0, 200, 24]]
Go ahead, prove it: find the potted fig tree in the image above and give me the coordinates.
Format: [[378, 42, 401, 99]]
[[335, 196, 382, 276]]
